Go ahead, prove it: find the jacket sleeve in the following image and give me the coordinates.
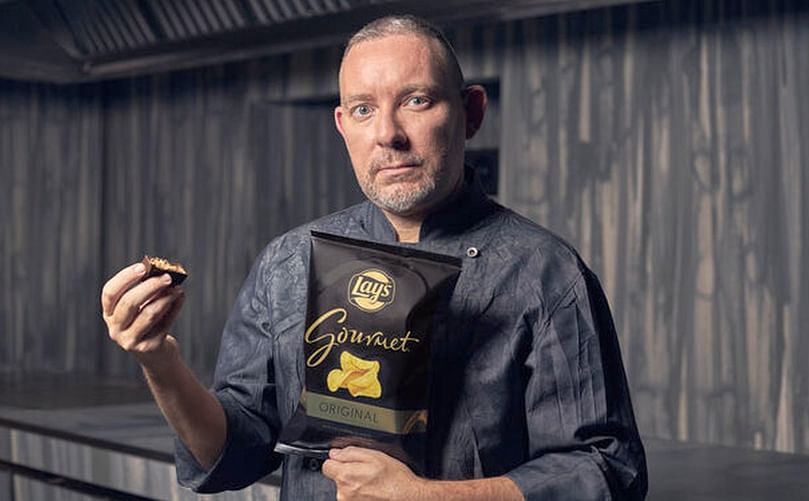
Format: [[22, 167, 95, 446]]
[[505, 269, 648, 500], [174, 247, 284, 493]]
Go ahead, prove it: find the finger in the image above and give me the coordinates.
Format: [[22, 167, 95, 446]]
[[110, 274, 174, 330], [140, 288, 184, 344], [129, 289, 183, 351], [151, 287, 184, 334], [321, 458, 340, 480], [329, 446, 383, 463], [119, 290, 178, 349], [101, 262, 147, 316]]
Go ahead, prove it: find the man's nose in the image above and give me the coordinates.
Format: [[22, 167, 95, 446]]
[[375, 109, 408, 149]]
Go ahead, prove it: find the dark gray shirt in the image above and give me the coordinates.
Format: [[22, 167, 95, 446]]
[[175, 172, 648, 500]]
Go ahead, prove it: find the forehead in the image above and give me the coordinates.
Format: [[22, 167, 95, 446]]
[[338, 34, 452, 97]]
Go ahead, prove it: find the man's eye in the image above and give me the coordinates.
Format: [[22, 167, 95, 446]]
[[352, 105, 372, 118], [406, 96, 430, 107]]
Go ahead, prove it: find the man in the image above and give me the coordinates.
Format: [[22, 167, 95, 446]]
[[102, 15, 647, 501]]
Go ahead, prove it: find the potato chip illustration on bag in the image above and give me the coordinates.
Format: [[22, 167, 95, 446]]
[[327, 351, 382, 398]]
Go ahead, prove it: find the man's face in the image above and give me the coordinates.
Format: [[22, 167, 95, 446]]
[[335, 34, 468, 218]]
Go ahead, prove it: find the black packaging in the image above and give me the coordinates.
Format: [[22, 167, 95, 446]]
[[275, 231, 461, 473]]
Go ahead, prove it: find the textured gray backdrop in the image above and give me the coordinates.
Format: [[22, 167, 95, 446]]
[[2, 0, 807, 455]]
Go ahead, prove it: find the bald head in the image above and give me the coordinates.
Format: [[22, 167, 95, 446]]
[[340, 15, 465, 93]]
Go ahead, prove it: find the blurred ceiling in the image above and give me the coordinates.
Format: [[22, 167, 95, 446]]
[[0, 0, 657, 83]]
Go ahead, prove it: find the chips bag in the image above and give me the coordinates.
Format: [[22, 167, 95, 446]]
[[275, 231, 461, 473]]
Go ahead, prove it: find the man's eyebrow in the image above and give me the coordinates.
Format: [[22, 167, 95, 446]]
[[399, 84, 441, 96], [341, 94, 373, 106], [341, 85, 445, 106]]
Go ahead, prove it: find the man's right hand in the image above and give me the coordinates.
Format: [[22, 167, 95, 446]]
[[101, 261, 226, 470], [101, 261, 185, 367]]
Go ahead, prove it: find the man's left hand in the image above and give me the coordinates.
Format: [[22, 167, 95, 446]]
[[322, 446, 426, 501]]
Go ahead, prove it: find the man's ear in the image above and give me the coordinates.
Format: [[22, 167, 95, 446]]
[[334, 106, 346, 139], [463, 85, 488, 139]]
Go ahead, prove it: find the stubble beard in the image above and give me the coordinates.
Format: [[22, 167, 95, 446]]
[[361, 168, 438, 215]]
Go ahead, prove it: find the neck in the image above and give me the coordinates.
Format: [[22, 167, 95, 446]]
[[382, 210, 424, 243]]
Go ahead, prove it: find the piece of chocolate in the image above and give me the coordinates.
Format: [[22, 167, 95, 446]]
[[142, 255, 188, 286]]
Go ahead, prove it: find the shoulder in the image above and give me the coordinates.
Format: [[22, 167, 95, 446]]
[[486, 204, 593, 311], [489, 205, 586, 272]]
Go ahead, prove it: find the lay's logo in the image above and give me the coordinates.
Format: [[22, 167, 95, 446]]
[[348, 269, 395, 312]]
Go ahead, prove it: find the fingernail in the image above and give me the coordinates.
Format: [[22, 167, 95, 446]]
[[162, 274, 172, 284], [134, 263, 146, 274]]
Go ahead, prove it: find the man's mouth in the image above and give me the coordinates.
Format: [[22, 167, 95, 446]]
[[373, 165, 423, 184], [371, 157, 424, 176], [378, 163, 419, 172]]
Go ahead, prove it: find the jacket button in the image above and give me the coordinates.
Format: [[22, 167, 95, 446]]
[[465, 246, 479, 258], [306, 457, 323, 471]]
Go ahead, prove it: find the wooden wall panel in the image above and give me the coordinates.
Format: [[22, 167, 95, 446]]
[[0, 81, 103, 375], [498, 1, 809, 453]]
